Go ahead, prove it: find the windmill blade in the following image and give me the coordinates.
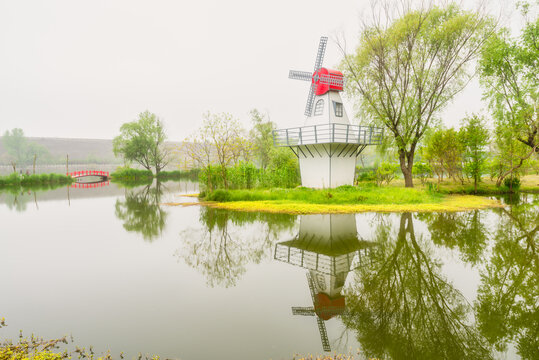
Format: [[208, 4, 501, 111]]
[[306, 272, 316, 301], [304, 84, 316, 117], [313, 36, 328, 71], [316, 316, 331, 352], [289, 70, 312, 82], [292, 306, 316, 316]]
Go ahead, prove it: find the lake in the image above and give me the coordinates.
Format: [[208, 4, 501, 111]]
[[0, 181, 537, 360]]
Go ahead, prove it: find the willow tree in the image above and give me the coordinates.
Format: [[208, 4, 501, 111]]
[[341, 2, 495, 187], [479, 15, 539, 186]]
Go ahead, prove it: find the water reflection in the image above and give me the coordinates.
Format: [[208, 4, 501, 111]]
[[418, 210, 489, 264], [178, 208, 297, 287], [476, 204, 539, 359], [342, 213, 491, 360], [114, 182, 167, 241], [275, 214, 375, 352]]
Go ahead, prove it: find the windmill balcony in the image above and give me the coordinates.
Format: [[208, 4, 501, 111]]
[[273, 123, 384, 147]]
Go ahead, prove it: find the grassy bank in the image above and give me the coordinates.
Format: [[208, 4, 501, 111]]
[[375, 174, 539, 194], [110, 167, 199, 182], [0, 172, 73, 188], [197, 185, 502, 214]]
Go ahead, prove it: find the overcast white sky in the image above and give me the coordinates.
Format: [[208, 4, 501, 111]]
[[0, 0, 526, 141]]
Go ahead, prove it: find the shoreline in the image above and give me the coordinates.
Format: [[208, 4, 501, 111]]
[[164, 194, 504, 214]]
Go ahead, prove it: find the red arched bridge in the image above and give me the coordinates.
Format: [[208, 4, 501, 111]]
[[67, 170, 109, 183]]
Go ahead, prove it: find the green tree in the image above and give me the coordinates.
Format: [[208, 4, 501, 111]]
[[264, 147, 300, 188], [249, 109, 275, 170], [412, 161, 432, 184], [112, 111, 170, 174], [340, 2, 494, 187], [184, 112, 252, 189], [479, 15, 538, 185], [424, 127, 465, 183], [460, 115, 490, 192]]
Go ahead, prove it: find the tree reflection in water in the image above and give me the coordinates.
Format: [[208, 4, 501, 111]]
[[177, 208, 296, 288], [475, 201, 538, 360], [114, 182, 167, 241], [342, 213, 491, 360], [418, 210, 489, 265]]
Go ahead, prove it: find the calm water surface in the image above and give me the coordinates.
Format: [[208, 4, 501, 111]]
[[0, 181, 537, 360]]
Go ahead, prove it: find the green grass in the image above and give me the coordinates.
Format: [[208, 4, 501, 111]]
[[194, 183, 504, 214], [377, 174, 539, 194], [156, 169, 200, 180], [111, 167, 200, 183], [0, 173, 73, 188], [110, 167, 153, 181], [201, 184, 444, 205]]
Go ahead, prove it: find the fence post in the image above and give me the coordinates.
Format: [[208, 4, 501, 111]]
[[314, 125, 318, 143], [346, 124, 349, 143], [286, 129, 289, 146], [299, 127, 302, 145]]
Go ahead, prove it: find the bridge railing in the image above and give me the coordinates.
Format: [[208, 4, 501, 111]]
[[67, 170, 109, 178]]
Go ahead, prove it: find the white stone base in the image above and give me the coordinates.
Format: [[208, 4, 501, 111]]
[[297, 143, 358, 188]]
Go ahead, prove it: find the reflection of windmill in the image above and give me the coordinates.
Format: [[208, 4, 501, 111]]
[[292, 272, 333, 351], [275, 214, 375, 352], [273, 37, 383, 188]]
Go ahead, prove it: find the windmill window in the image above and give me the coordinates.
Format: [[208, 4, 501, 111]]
[[314, 99, 324, 116], [333, 101, 343, 117]]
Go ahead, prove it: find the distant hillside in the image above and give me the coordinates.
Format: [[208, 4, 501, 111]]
[[0, 136, 188, 167]]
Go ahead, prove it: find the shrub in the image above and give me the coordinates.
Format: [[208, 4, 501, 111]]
[[412, 162, 432, 184], [503, 177, 521, 191], [375, 162, 399, 186], [357, 170, 376, 182], [111, 167, 153, 181], [206, 189, 232, 202]]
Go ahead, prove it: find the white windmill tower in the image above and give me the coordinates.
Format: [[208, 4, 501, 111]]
[[273, 36, 383, 188]]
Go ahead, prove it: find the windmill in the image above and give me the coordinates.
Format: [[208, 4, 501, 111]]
[[273, 36, 383, 188]]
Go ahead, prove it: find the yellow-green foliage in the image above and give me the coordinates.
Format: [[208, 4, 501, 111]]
[[205, 195, 502, 214], [0, 319, 160, 360]]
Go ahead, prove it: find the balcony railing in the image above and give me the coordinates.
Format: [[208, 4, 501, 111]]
[[273, 123, 383, 147]]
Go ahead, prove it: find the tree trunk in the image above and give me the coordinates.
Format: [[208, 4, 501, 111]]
[[398, 148, 415, 188]]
